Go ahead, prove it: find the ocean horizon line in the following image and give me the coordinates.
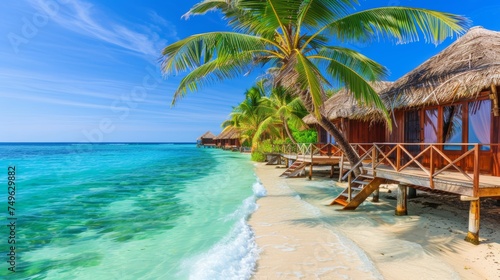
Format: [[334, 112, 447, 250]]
[[0, 142, 197, 145]]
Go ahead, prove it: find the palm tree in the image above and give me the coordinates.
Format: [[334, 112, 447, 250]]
[[255, 85, 308, 145], [161, 0, 468, 168], [223, 85, 268, 149]]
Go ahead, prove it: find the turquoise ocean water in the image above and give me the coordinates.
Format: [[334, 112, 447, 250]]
[[0, 143, 264, 279]]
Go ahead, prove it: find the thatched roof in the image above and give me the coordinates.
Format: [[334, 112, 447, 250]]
[[381, 26, 500, 108], [303, 81, 393, 124], [197, 131, 216, 140], [214, 126, 240, 140]]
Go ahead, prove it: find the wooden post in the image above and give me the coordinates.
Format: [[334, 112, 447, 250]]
[[347, 172, 352, 202], [429, 145, 434, 189], [396, 145, 401, 171], [372, 146, 376, 174], [464, 199, 480, 245], [491, 84, 499, 117], [372, 188, 380, 202], [473, 144, 480, 197], [330, 164, 334, 178], [338, 154, 344, 182], [395, 183, 408, 216], [309, 164, 313, 180], [408, 187, 417, 198]]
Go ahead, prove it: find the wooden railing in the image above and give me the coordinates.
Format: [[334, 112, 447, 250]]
[[271, 143, 342, 158], [342, 143, 498, 197], [273, 142, 498, 196]]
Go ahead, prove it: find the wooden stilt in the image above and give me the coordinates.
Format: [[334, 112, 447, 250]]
[[395, 184, 408, 216], [408, 187, 417, 198], [308, 164, 313, 180], [372, 188, 379, 202], [330, 165, 334, 178], [338, 154, 344, 182], [464, 199, 480, 245]]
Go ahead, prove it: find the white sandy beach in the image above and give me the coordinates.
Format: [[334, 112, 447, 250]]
[[249, 163, 500, 279]]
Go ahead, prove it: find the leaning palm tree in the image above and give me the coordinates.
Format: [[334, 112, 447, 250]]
[[224, 85, 270, 149], [161, 0, 468, 168], [255, 85, 308, 145]]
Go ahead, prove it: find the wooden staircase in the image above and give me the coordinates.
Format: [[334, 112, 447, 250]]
[[330, 174, 386, 210], [265, 153, 281, 165], [280, 160, 307, 177]]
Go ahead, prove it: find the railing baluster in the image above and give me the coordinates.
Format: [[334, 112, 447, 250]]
[[347, 172, 352, 202], [430, 144, 434, 189], [473, 144, 479, 197], [396, 144, 401, 171]]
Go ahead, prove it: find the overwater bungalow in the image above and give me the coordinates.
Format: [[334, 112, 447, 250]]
[[303, 81, 392, 148], [214, 127, 241, 150], [196, 131, 216, 148], [303, 26, 500, 244]]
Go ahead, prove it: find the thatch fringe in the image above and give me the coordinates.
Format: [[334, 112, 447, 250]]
[[197, 131, 216, 140], [305, 26, 500, 125], [380, 26, 500, 108], [303, 81, 393, 124], [214, 126, 240, 140]]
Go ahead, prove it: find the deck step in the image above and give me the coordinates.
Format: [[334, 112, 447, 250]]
[[353, 180, 370, 185], [280, 160, 307, 178], [330, 177, 386, 210]]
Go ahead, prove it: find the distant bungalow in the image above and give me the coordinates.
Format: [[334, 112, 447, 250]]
[[303, 26, 500, 244], [214, 127, 241, 150], [196, 131, 216, 148]]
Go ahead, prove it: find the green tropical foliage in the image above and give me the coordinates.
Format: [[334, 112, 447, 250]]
[[222, 82, 309, 155], [254, 85, 308, 145], [222, 85, 266, 149], [162, 0, 468, 167], [292, 129, 317, 144]]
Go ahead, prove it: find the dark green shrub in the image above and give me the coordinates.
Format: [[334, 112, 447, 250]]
[[251, 151, 266, 162]]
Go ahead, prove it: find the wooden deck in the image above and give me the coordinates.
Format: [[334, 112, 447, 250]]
[[281, 154, 341, 165], [276, 142, 500, 244], [367, 164, 500, 197]]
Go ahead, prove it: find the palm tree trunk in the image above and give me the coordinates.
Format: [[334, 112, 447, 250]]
[[316, 114, 361, 175], [298, 93, 361, 175]]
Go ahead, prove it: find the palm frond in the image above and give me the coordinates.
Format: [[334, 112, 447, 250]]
[[183, 0, 233, 19], [324, 57, 387, 115], [295, 52, 324, 117], [328, 7, 469, 45], [173, 53, 255, 103], [161, 32, 278, 75], [312, 46, 388, 81]]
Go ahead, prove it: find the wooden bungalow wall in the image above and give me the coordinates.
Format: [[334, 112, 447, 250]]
[[386, 90, 500, 176], [314, 91, 500, 177], [315, 119, 385, 144], [347, 120, 386, 143]]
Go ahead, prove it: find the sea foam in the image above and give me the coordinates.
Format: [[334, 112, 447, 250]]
[[187, 179, 265, 279]]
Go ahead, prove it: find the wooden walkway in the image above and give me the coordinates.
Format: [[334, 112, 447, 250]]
[[276, 142, 500, 244], [372, 164, 500, 197]]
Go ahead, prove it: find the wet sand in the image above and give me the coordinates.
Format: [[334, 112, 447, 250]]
[[249, 163, 500, 279]]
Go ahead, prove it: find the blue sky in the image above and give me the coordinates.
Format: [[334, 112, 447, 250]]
[[2, 0, 500, 142]]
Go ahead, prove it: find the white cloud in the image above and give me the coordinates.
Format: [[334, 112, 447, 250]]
[[29, 0, 175, 57]]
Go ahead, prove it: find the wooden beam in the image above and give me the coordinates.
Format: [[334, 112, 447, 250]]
[[395, 183, 408, 216], [460, 195, 479, 201], [491, 84, 499, 117], [464, 199, 480, 245]]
